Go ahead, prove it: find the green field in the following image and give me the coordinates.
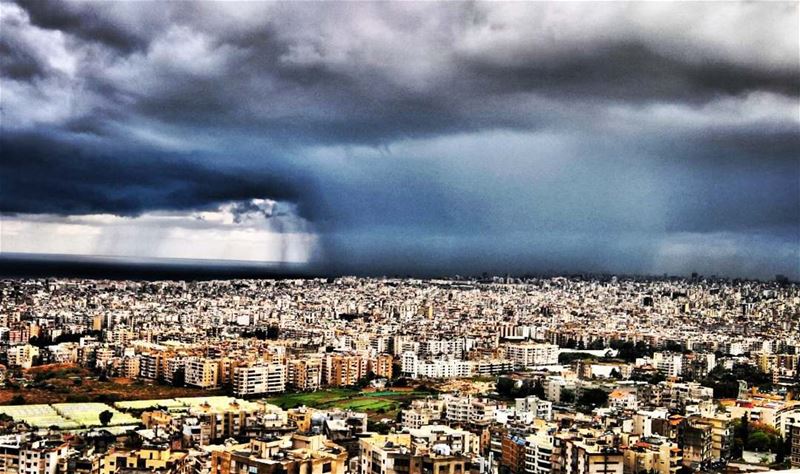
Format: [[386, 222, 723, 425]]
[[265, 389, 431, 418]]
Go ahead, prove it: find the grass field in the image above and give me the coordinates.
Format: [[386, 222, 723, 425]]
[[1, 365, 434, 421], [265, 388, 432, 419]]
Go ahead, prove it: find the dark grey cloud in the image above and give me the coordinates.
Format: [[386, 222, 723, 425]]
[[465, 41, 800, 102], [1, 1, 798, 279], [0, 32, 46, 80], [15, 0, 151, 52], [0, 130, 309, 217]]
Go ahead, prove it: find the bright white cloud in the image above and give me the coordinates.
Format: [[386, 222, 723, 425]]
[[0, 200, 318, 264]]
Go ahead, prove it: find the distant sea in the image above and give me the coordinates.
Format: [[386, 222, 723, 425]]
[[0, 252, 319, 281]]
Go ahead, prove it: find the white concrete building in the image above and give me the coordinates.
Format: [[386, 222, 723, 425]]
[[233, 363, 286, 396], [504, 343, 559, 368], [516, 396, 553, 422]]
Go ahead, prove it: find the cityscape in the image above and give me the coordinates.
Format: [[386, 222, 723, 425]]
[[1, 1, 798, 474], [0, 275, 797, 474]]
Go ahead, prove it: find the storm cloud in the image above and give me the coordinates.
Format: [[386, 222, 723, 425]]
[[1, 1, 798, 279]]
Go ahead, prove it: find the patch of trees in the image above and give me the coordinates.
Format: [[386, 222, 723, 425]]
[[732, 415, 786, 462], [367, 420, 391, 434], [355, 372, 377, 389], [338, 313, 368, 321], [240, 326, 280, 340], [7, 395, 25, 405], [609, 340, 654, 362], [496, 377, 545, 399], [99, 410, 114, 426], [577, 388, 609, 412], [560, 389, 576, 404], [558, 353, 599, 364], [700, 364, 772, 399], [630, 370, 666, 385], [28, 330, 102, 347]]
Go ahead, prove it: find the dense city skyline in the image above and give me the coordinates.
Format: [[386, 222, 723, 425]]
[[0, 275, 798, 472], [1, 1, 798, 279]]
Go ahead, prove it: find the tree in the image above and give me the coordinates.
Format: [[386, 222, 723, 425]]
[[560, 389, 576, 404], [9, 395, 25, 405], [746, 431, 770, 452], [774, 436, 787, 463], [732, 414, 749, 458], [356, 372, 377, 389], [577, 388, 609, 412], [558, 353, 599, 364], [702, 364, 772, 399], [588, 339, 606, 350], [367, 420, 391, 434], [99, 410, 114, 426], [496, 377, 517, 398], [172, 368, 185, 387]]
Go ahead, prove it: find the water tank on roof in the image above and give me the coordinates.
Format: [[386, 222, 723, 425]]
[[432, 444, 451, 456], [311, 413, 326, 425]]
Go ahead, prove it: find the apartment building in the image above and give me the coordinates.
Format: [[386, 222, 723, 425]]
[[441, 395, 497, 425], [359, 433, 470, 474], [681, 421, 712, 469], [139, 351, 166, 381], [563, 440, 623, 474], [789, 421, 800, 468], [324, 354, 367, 387], [20, 439, 69, 474], [658, 382, 713, 411], [370, 354, 394, 379], [408, 425, 479, 456], [119, 355, 140, 379], [211, 433, 347, 474], [525, 432, 555, 474], [287, 358, 323, 391], [697, 414, 732, 460], [233, 363, 286, 396], [99, 446, 187, 474], [622, 437, 681, 474], [416, 359, 473, 379], [7, 344, 39, 369], [504, 343, 559, 369], [185, 358, 220, 389], [652, 353, 683, 378], [502, 435, 528, 474], [475, 359, 514, 377], [401, 399, 446, 430], [515, 396, 553, 422], [0, 435, 21, 474]]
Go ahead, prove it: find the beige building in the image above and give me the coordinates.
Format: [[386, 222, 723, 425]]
[[100, 446, 187, 474], [287, 358, 323, 391], [622, 437, 681, 474], [211, 433, 347, 474], [185, 358, 220, 389], [359, 433, 470, 474], [324, 354, 367, 387], [564, 439, 623, 474]]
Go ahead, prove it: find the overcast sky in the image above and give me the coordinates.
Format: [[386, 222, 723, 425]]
[[1, 1, 798, 279]]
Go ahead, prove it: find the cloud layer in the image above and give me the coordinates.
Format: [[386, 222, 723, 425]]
[[1, 1, 798, 278]]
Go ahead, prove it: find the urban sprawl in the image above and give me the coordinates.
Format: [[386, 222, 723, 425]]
[[0, 276, 798, 474]]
